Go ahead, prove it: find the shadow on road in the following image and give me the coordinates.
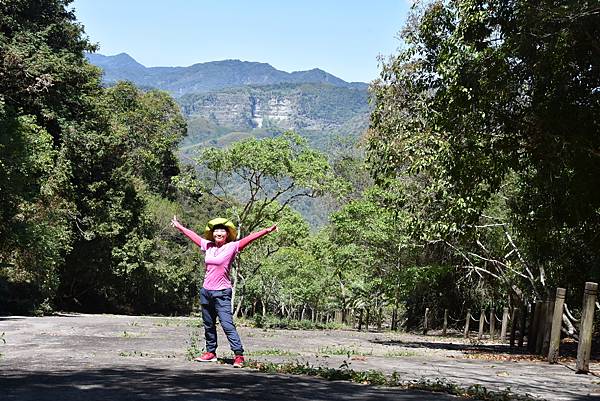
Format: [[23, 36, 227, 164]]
[[370, 338, 531, 355], [370, 337, 600, 360], [0, 365, 457, 401]]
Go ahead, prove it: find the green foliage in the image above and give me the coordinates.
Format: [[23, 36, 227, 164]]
[[58, 82, 191, 312], [103, 82, 186, 195], [0, 0, 203, 314], [0, 0, 96, 312], [182, 133, 348, 317], [10, 0, 598, 322], [196, 131, 346, 232], [367, 0, 600, 304], [186, 326, 203, 360]]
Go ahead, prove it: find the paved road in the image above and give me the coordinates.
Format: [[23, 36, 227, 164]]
[[0, 314, 598, 400]]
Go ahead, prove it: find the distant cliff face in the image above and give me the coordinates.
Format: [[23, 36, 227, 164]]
[[251, 96, 295, 129], [178, 84, 369, 133]]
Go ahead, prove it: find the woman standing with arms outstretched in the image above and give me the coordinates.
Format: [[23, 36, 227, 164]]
[[172, 216, 276, 367]]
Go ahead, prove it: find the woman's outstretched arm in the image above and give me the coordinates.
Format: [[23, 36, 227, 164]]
[[171, 215, 207, 249], [238, 225, 277, 251]]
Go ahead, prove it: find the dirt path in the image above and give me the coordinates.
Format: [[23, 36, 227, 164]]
[[0, 314, 598, 400]]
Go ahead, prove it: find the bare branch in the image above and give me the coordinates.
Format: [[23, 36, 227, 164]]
[[564, 303, 580, 323], [457, 264, 501, 280], [473, 223, 507, 228]]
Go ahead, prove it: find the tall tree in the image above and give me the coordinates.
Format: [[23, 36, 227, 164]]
[[367, 0, 600, 301], [0, 0, 100, 311], [187, 131, 345, 311], [58, 82, 187, 311], [0, 1, 192, 313]]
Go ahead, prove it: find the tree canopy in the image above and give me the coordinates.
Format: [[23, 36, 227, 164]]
[[367, 0, 600, 304]]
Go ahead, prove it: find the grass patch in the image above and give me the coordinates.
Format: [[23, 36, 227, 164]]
[[318, 346, 372, 357], [186, 327, 203, 360], [244, 360, 539, 401], [118, 351, 177, 358], [246, 349, 300, 357]]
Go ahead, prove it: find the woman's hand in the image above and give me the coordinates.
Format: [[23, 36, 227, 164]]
[[267, 224, 278, 233], [171, 215, 181, 228]]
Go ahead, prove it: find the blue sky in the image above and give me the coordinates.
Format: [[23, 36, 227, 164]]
[[71, 1, 412, 83]]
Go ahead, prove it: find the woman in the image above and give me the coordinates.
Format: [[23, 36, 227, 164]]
[[171, 215, 276, 368]]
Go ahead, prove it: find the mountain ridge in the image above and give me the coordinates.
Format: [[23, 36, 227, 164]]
[[86, 52, 368, 96]]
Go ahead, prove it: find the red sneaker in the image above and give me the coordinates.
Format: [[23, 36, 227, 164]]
[[194, 352, 217, 362], [233, 355, 245, 368]]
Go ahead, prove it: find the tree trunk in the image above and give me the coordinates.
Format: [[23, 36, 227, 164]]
[[234, 293, 244, 317], [230, 258, 246, 314], [231, 269, 238, 314], [358, 309, 363, 331]]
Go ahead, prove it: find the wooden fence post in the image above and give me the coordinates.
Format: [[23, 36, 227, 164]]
[[442, 309, 448, 336], [478, 310, 485, 340], [576, 282, 598, 373], [535, 300, 548, 354], [464, 308, 471, 338], [423, 307, 429, 335], [500, 307, 509, 342], [548, 288, 566, 364], [510, 307, 519, 347], [518, 302, 528, 348], [542, 293, 555, 355], [528, 300, 543, 352]]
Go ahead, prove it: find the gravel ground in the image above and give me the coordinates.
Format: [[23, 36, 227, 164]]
[[0, 314, 598, 400]]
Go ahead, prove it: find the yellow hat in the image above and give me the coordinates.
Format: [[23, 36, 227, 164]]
[[203, 217, 237, 242]]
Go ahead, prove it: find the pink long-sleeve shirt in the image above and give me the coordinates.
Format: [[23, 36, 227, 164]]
[[175, 223, 270, 290]]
